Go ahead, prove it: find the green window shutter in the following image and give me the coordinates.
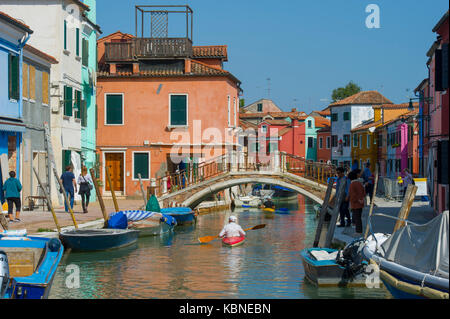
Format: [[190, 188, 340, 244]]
[[134, 153, 149, 179], [331, 113, 338, 122], [62, 150, 72, 172], [75, 90, 81, 119], [8, 54, 19, 100], [82, 38, 89, 67], [81, 100, 87, 127], [64, 20, 67, 50], [106, 94, 123, 124], [344, 112, 350, 121], [170, 95, 187, 126], [64, 86, 73, 116], [76, 28, 79, 56]]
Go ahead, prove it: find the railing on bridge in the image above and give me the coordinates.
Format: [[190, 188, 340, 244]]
[[155, 152, 337, 197]]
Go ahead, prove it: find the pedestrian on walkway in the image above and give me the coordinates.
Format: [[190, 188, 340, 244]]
[[77, 166, 93, 214], [335, 167, 351, 228], [400, 168, 414, 198], [348, 169, 366, 235], [60, 165, 77, 212], [2, 171, 22, 223], [362, 162, 375, 204]]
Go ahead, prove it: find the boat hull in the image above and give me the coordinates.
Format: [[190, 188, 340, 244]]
[[130, 220, 173, 237], [222, 236, 245, 247], [234, 196, 262, 208], [300, 248, 367, 287], [59, 229, 139, 252], [1, 236, 64, 299], [161, 208, 196, 226]]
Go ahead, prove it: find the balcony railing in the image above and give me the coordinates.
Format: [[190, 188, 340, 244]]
[[104, 38, 193, 62]]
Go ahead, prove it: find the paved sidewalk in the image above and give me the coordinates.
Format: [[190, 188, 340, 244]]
[[2, 198, 145, 235], [333, 196, 437, 246]]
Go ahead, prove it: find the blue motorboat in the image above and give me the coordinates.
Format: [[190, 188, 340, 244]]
[[161, 207, 196, 226], [1, 232, 64, 299]]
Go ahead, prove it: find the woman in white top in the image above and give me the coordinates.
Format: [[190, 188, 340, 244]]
[[77, 166, 93, 214]]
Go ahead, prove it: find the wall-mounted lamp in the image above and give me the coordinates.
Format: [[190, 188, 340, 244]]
[[408, 97, 433, 111]]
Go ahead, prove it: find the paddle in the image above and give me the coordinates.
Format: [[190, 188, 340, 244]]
[[198, 224, 266, 244]]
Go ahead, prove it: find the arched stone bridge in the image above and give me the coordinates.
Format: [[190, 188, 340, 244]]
[[155, 152, 336, 209]]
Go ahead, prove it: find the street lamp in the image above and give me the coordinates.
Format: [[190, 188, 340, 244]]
[[408, 96, 433, 111]]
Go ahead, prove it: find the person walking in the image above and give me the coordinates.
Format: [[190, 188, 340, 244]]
[[77, 166, 93, 214], [348, 169, 366, 236], [60, 165, 77, 212], [219, 216, 246, 239], [2, 171, 22, 223], [335, 167, 351, 228], [362, 162, 375, 204], [400, 168, 414, 198]]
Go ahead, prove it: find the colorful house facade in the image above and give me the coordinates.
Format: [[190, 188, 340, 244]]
[[317, 125, 331, 163], [96, 7, 241, 198], [329, 91, 392, 168], [0, 11, 32, 200]]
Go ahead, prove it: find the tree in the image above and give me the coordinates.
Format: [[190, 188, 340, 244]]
[[331, 81, 362, 102]]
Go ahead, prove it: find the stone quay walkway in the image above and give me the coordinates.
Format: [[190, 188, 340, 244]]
[[2, 199, 145, 235], [333, 195, 437, 246]]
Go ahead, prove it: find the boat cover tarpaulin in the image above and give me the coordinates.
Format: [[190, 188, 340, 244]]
[[146, 195, 161, 213], [123, 210, 157, 222], [380, 211, 449, 279]]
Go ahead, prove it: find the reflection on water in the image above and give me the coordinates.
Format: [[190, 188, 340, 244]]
[[49, 195, 391, 299]]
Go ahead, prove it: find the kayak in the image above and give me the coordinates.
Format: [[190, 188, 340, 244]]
[[222, 236, 245, 247], [263, 208, 275, 213]]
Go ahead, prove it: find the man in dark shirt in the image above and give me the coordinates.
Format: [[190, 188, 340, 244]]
[[60, 165, 77, 212]]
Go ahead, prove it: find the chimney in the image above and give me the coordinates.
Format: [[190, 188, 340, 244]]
[[185, 59, 192, 74], [291, 108, 297, 112]]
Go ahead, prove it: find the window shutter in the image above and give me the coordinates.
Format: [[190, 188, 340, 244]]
[[75, 90, 81, 119], [76, 28, 80, 56], [22, 63, 28, 99], [81, 100, 87, 127], [64, 20, 67, 50], [106, 94, 123, 124], [134, 153, 149, 179], [64, 86, 73, 116], [8, 54, 19, 100], [30, 65, 36, 101], [42, 72, 49, 105], [82, 38, 89, 67], [170, 95, 187, 126]]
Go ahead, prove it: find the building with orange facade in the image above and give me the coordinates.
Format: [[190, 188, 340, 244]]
[[95, 6, 241, 197]]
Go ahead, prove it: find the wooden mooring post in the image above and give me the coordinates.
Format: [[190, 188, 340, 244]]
[[364, 164, 379, 239], [90, 168, 109, 227], [313, 178, 334, 247], [324, 176, 347, 248], [105, 165, 120, 213], [393, 184, 418, 232], [33, 167, 61, 233]]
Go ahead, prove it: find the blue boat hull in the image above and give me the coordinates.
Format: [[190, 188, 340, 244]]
[[161, 208, 196, 226], [59, 229, 139, 252], [1, 236, 64, 299]]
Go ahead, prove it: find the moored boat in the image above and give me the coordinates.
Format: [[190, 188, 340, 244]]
[[1, 231, 64, 299], [122, 210, 176, 238], [161, 207, 196, 226], [59, 228, 139, 252], [363, 211, 449, 299], [300, 239, 370, 287], [233, 195, 262, 208], [222, 236, 245, 247]]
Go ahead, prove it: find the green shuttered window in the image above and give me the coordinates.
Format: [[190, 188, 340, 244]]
[[76, 28, 80, 56], [106, 94, 123, 125], [344, 112, 350, 121], [62, 150, 72, 172], [82, 38, 89, 67], [75, 90, 81, 119], [64, 20, 67, 50], [64, 86, 73, 116], [134, 153, 150, 179], [8, 54, 19, 100], [170, 95, 187, 126]]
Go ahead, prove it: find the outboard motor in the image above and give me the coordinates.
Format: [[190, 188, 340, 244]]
[[0, 250, 10, 298]]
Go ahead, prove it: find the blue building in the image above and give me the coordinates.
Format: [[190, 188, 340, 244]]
[[0, 11, 32, 201]]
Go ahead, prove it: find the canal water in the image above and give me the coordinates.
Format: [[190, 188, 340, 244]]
[[49, 196, 391, 299]]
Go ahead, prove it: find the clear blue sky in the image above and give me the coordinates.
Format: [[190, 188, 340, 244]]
[[97, 0, 449, 113]]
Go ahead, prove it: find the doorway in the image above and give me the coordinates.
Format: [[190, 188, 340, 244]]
[[105, 153, 124, 193]]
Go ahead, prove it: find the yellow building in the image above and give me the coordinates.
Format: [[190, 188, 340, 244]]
[[351, 121, 379, 170]]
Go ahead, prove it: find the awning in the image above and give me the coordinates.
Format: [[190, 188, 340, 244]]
[[0, 123, 26, 133]]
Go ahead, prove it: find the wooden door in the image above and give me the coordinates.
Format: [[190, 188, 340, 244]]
[[105, 153, 124, 192]]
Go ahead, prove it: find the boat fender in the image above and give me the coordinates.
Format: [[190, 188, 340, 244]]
[[47, 238, 62, 253], [0, 250, 10, 298]]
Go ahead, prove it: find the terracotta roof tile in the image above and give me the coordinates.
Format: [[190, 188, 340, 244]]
[[263, 119, 291, 126], [372, 102, 419, 109], [329, 91, 393, 107], [314, 117, 331, 128], [193, 46, 228, 61], [351, 120, 382, 132], [239, 120, 258, 130]]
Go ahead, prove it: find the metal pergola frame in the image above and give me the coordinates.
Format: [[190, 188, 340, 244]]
[[135, 5, 193, 41]]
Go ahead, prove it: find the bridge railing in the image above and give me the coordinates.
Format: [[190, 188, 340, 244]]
[[155, 151, 337, 197]]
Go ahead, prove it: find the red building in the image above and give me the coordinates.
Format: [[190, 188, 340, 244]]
[[317, 125, 331, 163], [424, 10, 449, 214]]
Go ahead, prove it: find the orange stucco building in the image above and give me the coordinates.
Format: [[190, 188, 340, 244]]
[[96, 28, 241, 198]]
